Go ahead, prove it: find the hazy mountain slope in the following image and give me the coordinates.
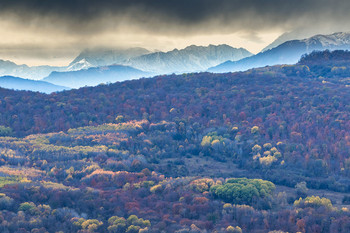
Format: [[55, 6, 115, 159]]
[[0, 76, 69, 93], [0, 59, 66, 80], [43, 65, 151, 88], [126, 44, 252, 74], [45, 45, 251, 88], [209, 32, 350, 73], [68, 47, 151, 69], [0, 45, 250, 82], [209, 40, 308, 73], [0, 48, 150, 80], [261, 28, 326, 52], [66, 58, 93, 71]]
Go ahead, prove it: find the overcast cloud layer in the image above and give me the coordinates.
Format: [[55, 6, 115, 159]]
[[0, 0, 350, 65]]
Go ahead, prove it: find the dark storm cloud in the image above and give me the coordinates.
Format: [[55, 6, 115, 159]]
[[1, 0, 350, 35]]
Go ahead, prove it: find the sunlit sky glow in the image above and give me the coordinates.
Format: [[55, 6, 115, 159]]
[[0, 0, 349, 66]]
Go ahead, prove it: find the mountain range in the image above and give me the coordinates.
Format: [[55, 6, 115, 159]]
[[2, 32, 350, 91], [260, 28, 325, 52], [66, 44, 252, 74], [0, 60, 66, 80], [123, 44, 252, 74], [41, 44, 252, 88], [67, 47, 151, 70], [0, 48, 151, 80], [208, 32, 350, 73], [0, 44, 252, 87]]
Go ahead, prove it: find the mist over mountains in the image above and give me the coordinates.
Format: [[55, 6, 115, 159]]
[[68, 47, 151, 69], [2, 32, 350, 92], [67, 44, 252, 74], [43, 65, 151, 88], [209, 32, 350, 73], [124, 44, 252, 74], [0, 44, 252, 90], [0, 60, 66, 80], [43, 44, 253, 89], [0, 76, 69, 93], [0, 48, 152, 80]]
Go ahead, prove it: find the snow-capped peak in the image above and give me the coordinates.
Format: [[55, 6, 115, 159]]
[[66, 58, 93, 71], [303, 32, 350, 47]]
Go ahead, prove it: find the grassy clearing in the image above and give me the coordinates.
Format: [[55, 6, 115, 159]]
[[0, 176, 21, 188]]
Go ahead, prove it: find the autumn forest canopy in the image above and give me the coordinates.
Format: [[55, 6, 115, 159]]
[[0, 50, 350, 232]]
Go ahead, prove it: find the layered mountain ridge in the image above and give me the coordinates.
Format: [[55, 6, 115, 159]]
[[2, 33, 350, 89], [0, 76, 69, 93], [43, 44, 252, 88], [124, 44, 253, 74], [209, 32, 350, 73], [43, 65, 151, 88]]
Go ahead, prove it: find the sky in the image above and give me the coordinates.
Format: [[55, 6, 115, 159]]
[[0, 0, 350, 66]]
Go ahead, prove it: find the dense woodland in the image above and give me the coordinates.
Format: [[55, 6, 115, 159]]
[[0, 51, 349, 232]]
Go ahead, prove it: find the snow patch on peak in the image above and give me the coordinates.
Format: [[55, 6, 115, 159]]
[[303, 32, 350, 47], [67, 59, 93, 71]]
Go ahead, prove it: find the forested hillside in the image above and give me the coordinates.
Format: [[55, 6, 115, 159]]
[[2, 50, 350, 137], [0, 119, 349, 232], [0, 51, 350, 232]]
